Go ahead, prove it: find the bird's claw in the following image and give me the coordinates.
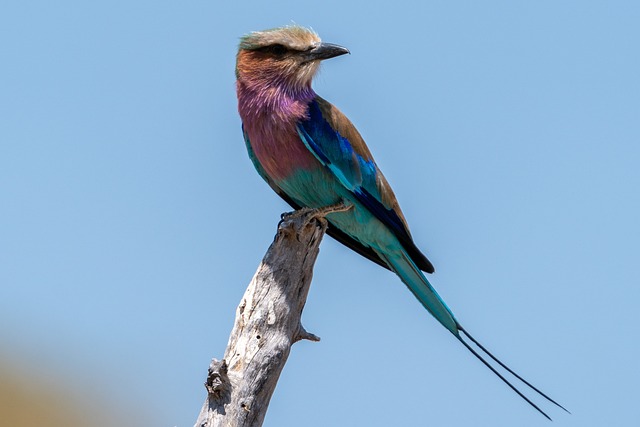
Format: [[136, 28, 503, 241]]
[[281, 207, 315, 222], [280, 201, 353, 228], [282, 201, 352, 221]]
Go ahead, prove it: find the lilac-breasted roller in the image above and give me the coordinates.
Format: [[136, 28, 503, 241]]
[[236, 25, 566, 419]]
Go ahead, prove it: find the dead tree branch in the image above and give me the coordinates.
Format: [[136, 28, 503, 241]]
[[195, 204, 350, 427]]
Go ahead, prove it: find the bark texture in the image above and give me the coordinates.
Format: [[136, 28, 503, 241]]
[[195, 205, 348, 427]]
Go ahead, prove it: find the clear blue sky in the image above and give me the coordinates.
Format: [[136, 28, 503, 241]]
[[2, 1, 639, 426]]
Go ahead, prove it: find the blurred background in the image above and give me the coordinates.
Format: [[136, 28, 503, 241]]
[[1, 1, 639, 426]]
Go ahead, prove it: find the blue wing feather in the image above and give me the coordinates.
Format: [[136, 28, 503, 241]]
[[297, 98, 435, 273]]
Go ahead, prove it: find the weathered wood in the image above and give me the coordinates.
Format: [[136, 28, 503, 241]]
[[195, 204, 350, 427]]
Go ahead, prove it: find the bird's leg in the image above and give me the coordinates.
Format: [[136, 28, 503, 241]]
[[280, 201, 353, 229], [280, 207, 315, 222], [311, 200, 353, 217]]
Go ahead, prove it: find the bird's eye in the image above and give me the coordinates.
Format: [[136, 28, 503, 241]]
[[258, 44, 288, 56]]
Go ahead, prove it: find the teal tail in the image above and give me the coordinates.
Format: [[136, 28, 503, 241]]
[[379, 250, 459, 334], [379, 250, 568, 420]]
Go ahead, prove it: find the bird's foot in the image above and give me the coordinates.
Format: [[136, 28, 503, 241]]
[[280, 207, 315, 222], [280, 201, 352, 225]]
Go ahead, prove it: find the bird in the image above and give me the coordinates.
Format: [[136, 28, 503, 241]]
[[235, 25, 566, 419]]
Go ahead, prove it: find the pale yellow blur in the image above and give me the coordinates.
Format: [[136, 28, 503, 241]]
[[0, 359, 148, 427]]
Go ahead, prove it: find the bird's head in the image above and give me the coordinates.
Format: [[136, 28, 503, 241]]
[[236, 26, 349, 91]]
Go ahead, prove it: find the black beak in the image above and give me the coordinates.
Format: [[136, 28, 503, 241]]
[[304, 42, 350, 62]]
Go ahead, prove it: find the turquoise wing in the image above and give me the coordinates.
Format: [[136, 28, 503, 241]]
[[296, 97, 434, 273]]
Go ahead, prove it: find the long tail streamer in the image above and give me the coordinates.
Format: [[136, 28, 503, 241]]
[[457, 325, 569, 420]]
